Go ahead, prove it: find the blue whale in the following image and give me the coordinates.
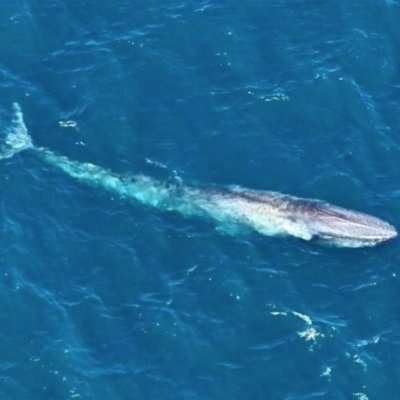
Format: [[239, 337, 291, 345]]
[[1, 103, 397, 248]]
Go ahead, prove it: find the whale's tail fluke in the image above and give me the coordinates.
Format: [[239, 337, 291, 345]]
[[0, 103, 33, 160]]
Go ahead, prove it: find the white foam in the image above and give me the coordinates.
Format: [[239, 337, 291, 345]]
[[0, 103, 33, 159]]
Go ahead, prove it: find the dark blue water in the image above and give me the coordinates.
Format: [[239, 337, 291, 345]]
[[1, 1, 400, 399]]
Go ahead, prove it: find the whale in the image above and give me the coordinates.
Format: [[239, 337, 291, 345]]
[[1, 103, 397, 248]]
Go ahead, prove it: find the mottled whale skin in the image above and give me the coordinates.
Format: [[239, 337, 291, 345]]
[[1, 103, 397, 248], [200, 187, 397, 247]]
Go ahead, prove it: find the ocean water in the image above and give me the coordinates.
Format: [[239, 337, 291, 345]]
[[1, 1, 400, 399]]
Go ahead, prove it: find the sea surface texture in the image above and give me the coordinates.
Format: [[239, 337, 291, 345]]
[[1, 1, 400, 399]]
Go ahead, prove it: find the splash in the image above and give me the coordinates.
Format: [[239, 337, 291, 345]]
[[0, 103, 33, 160]]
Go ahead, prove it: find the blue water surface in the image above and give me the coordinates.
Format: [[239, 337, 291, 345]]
[[1, 1, 400, 399]]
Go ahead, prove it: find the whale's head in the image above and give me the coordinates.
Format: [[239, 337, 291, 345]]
[[294, 199, 397, 248]]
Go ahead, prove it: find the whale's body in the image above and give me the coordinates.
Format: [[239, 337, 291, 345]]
[[1, 103, 397, 248]]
